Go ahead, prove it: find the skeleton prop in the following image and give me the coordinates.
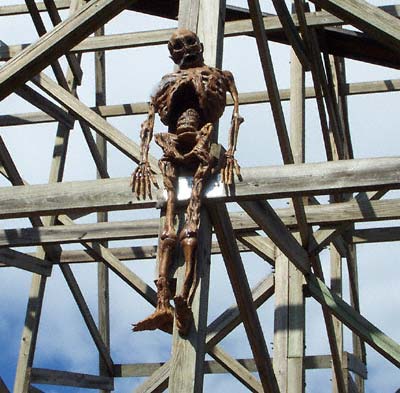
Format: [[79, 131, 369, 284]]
[[131, 29, 243, 336]]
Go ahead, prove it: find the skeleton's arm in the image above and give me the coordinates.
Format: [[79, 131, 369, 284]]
[[131, 99, 158, 198], [221, 71, 244, 184], [139, 100, 156, 163]]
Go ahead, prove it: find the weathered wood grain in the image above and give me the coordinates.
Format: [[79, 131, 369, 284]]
[[0, 0, 133, 101], [0, 157, 398, 219], [0, 248, 52, 276], [310, 0, 400, 52], [209, 203, 279, 393], [30, 369, 113, 390], [3, 78, 400, 127]]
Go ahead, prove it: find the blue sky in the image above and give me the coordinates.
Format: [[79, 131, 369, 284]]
[[0, 0, 399, 392]]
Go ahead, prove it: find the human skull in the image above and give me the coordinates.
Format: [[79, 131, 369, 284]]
[[168, 29, 204, 69]]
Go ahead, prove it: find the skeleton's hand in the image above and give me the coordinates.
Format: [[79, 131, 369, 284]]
[[131, 161, 158, 199], [221, 151, 242, 185]]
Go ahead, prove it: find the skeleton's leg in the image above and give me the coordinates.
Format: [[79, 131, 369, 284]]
[[183, 123, 213, 164], [175, 158, 212, 335], [133, 154, 178, 333], [155, 132, 184, 162]]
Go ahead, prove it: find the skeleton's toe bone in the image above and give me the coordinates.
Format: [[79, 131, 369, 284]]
[[132, 307, 174, 334], [174, 295, 193, 336]]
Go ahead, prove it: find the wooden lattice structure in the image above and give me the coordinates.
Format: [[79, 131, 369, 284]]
[[0, 0, 400, 392]]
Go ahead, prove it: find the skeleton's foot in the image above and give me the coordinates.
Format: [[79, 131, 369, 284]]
[[174, 295, 193, 336], [132, 307, 174, 334]]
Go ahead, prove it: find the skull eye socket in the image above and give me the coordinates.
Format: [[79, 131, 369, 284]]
[[172, 40, 184, 51], [184, 36, 196, 46]]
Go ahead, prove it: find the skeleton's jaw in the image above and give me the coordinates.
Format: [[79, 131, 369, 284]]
[[178, 53, 204, 69]]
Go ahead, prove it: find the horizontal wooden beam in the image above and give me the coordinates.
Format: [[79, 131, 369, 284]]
[[3, 78, 400, 127], [30, 368, 113, 390], [0, 0, 133, 101], [310, 0, 400, 53], [114, 352, 366, 377], [0, 156, 398, 219], [0, 248, 52, 275], [0, 0, 70, 16], [2, 8, 399, 69], [351, 226, 400, 244], [0, 197, 399, 251]]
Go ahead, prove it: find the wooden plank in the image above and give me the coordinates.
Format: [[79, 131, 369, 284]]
[[345, 352, 367, 379], [209, 203, 279, 393], [24, 0, 70, 89], [0, 156, 398, 219], [273, 250, 290, 392], [0, 248, 52, 276], [43, 0, 83, 84], [0, 377, 10, 393], [3, 77, 400, 127], [2, 8, 399, 68], [239, 202, 345, 392], [240, 200, 400, 369], [94, 24, 111, 393], [116, 353, 352, 377], [308, 275, 400, 368], [0, 242, 249, 267], [30, 368, 113, 390], [135, 274, 274, 391], [59, 264, 114, 374], [247, 0, 293, 163], [206, 274, 275, 347], [1, 197, 400, 249], [207, 346, 263, 392], [271, 0, 310, 69], [168, 211, 211, 393], [310, 0, 400, 52], [15, 85, 74, 128], [0, 0, 133, 101], [351, 226, 400, 244], [287, 49, 306, 393], [31, 73, 159, 170], [236, 232, 275, 265], [0, 0, 70, 16]]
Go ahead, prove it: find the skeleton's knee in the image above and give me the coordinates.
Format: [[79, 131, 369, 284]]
[[160, 230, 178, 248], [179, 226, 198, 245]]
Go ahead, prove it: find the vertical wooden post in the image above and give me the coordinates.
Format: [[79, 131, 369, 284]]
[[273, 250, 290, 392], [13, 3, 84, 391], [273, 45, 306, 393], [169, 1, 226, 392], [330, 246, 346, 393], [95, 25, 111, 393]]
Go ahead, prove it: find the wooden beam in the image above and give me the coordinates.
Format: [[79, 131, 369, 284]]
[[3, 77, 400, 127], [31, 73, 159, 170], [30, 368, 113, 390], [15, 85, 74, 128], [310, 0, 400, 53], [0, 0, 133, 101], [308, 275, 400, 368], [1, 196, 400, 249], [0, 248, 52, 276], [0, 377, 10, 393], [135, 274, 275, 391], [351, 226, 400, 244], [0, 0, 70, 16], [59, 264, 114, 374], [115, 351, 367, 377], [209, 203, 279, 393], [0, 156, 398, 219]]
